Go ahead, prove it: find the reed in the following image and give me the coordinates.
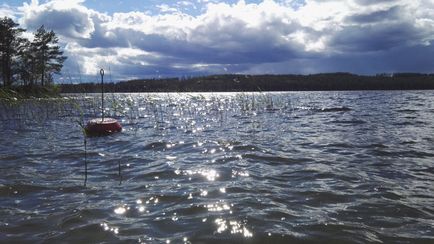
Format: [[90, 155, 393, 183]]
[[1, 92, 291, 186]]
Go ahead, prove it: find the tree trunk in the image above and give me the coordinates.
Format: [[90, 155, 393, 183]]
[[1, 60, 5, 88], [30, 57, 35, 87], [4, 53, 11, 87], [41, 52, 45, 86]]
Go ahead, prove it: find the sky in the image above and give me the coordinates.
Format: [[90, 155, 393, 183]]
[[1, 0, 434, 82]]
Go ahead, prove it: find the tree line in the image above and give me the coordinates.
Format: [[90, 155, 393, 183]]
[[60, 73, 434, 93], [0, 17, 66, 88]]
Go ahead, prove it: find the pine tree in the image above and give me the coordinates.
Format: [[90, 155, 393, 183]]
[[0, 17, 25, 87], [16, 39, 35, 86], [32, 25, 67, 86]]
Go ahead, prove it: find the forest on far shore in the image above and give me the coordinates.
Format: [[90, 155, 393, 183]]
[[60, 72, 434, 93]]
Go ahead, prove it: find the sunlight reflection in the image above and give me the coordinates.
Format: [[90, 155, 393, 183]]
[[200, 189, 208, 196], [214, 218, 253, 238], [172, 213, 179, 221], [100, 222, 119, 235], [231, 169, 250, 178], [166, 155, 177, 160], [193, 141, 204, 148], [138, 206, 145, 212], [114, 206, 127, 215], [166, 143, 175, 149], [144, 196, 159, 205], [184, 169, 219, 181], [215, 218, 227, 233], [206, 202, 230, 212]]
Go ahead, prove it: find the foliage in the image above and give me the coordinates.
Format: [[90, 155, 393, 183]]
[[0, 17, 25, 87], [0, 18, 66, 88], [0, 85, 61, 100], [60, 73, 434, 93], [32, 25, 67, 86]]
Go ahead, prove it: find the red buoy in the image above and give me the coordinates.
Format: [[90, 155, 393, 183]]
[[85, 118, 122, 136], [84, 68, 122, 136]]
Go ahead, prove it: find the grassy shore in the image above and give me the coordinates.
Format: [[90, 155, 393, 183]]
[[0, 85, 61, 100]]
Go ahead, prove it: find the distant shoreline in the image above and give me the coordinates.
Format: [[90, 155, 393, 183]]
[[59, 73, 434, 93]]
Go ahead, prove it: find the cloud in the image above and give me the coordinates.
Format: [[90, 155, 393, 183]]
[[2, 0, 433, 81], [330, 22, 427, 52], [347, 6, 401, 24], [353, 0, 396, 5], [156, 4, 179, 14], [19, 0, 95, 39], [0, 4, 17, 19]]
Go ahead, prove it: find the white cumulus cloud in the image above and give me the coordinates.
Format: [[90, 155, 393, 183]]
[[0, 0, 433, 80]]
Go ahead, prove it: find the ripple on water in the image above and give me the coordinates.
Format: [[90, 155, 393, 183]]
[[47, 223, 120, 243], [1, 91, 434, 243], [0, 184, 49, 197]]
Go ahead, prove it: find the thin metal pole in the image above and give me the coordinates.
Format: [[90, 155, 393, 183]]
[[100, 69, 105, 121]]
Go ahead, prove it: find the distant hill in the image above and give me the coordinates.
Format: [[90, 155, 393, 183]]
[[60, 73, 434, 93]]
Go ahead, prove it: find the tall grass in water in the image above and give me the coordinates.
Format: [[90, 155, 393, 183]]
[[0, 92, 291, 185], [1, 92, 291, 137]]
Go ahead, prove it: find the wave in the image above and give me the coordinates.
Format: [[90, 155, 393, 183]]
[[331, 119, 366, 124], [0, 184, 49, 196], [315, 106, 352, 112]]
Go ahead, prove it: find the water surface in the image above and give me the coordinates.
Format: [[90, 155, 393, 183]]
[[1, 91, 433, 243]]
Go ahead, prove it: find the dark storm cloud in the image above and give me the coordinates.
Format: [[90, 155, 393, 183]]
[[330, 22, 425, 52], [246, 42, 434, 75], [314, 43, 434, 74], [78, 10, 305, 65]]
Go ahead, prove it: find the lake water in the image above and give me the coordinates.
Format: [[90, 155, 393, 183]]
[[1, 91, 433, 243]]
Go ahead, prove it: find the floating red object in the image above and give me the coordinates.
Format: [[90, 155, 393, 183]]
[[85, 118, 122, 136], [84, 69, 122, 136]]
